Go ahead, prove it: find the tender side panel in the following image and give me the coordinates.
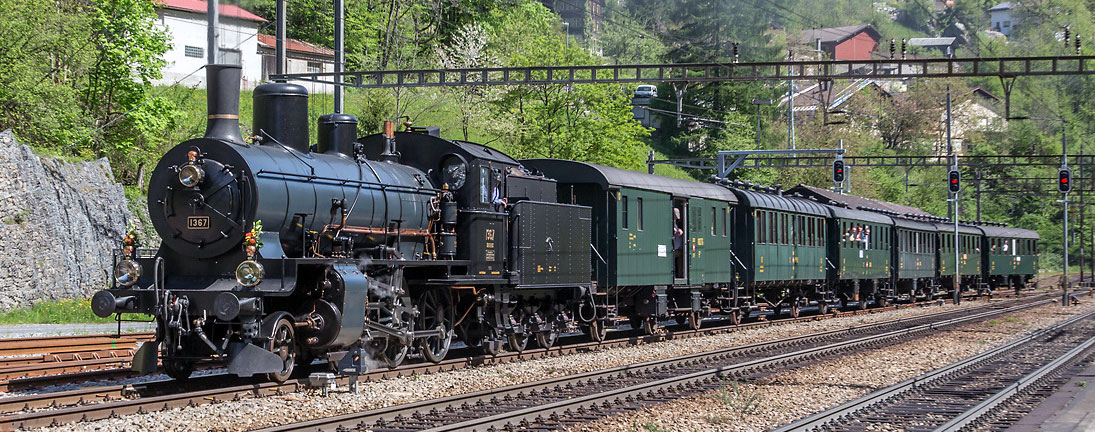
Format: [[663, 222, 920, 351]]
[[511, 201, 592, 287]]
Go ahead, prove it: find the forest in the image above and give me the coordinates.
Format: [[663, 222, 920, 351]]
[[2, 0, 1095, 270]]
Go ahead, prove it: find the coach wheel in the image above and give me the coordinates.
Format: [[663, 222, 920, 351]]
[[817, 302, 829, 315], [417, 290, 452, 363], [641, 317, 658, 335], [685, 311, 701, 330], [584, 320, 608, 343], [857, 298, 868, 310], [788, 303, 801, 319], [729, 309, 742, 325], [507, 332, 529, 353], [535, 330, 558, 349], [265, 318, 296, 383]]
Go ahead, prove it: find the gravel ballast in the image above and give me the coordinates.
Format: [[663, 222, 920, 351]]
[[567, 300, 1095, 432], [21, 298, 1046, 432]]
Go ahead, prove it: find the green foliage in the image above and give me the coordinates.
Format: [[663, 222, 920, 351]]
[[0, 0, 174, 186], [0, 298, 126, 324]]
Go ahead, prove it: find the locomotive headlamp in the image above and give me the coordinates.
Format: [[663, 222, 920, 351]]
[[178, 164, 205, 188], [235, 260, 265, 287], [114, 259, 141, 287]]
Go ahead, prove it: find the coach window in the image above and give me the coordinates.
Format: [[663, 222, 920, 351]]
[[637, 198, 643, 231], [722, 208, 728, 237], [769, 212, 776, 244], [712, 207, 717, 236], [757, 212, 765, 243], [621, 196, 629, 230]]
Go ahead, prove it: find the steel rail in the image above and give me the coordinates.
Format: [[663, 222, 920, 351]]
[[935, 323, 1095, 431], [0, 296, 966, 420], [0, 294, 1029, 429], [254, 297, 1052, 432], [771, 308, 1095, 432]]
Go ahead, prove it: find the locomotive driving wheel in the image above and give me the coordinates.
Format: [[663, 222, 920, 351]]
[[416, 289, 452, 363], [265, 318, 296, 382], [369, 295, 412, 369]]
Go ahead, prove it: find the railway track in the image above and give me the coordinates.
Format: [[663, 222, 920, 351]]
[[0, 291, 1017, 393], [0, 332, 152, 391], [0, 296, 1017, 430], [774, 308, 1095, 432], [250, 296, 1054, 432]]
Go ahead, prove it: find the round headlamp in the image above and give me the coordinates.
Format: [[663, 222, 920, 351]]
[[114, 259, 141, 287], [235, 260, 265, 287], [178, 164, 205, 188]]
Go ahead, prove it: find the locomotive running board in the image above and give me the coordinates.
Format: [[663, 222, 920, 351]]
[[226, 342, 284, 377]]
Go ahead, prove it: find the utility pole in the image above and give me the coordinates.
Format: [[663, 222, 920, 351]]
[[946, 87, 953, 221], [207, 0, 219, 64], [787, 50, 796, 152], [334, 0, 344, 113]]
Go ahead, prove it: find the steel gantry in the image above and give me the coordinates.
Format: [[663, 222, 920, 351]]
[[270, 56, 1095, 89]]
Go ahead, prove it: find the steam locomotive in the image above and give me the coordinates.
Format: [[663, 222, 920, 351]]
[[91, 65, 1039, 382]]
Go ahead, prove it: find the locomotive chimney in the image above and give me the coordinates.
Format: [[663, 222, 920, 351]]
[[379, 120, 400, 162], [204, 65, 244, 144]]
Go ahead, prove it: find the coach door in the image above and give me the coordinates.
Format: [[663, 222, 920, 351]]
[[674, 198, 688, 284]]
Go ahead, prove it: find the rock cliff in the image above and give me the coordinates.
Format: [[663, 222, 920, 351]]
[[0, 130, 131, 311]]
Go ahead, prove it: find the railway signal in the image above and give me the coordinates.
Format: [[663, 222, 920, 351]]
[[1058, 167, 1072, 193], [948, 169, 961, 193], [832, 159, 845, 183]]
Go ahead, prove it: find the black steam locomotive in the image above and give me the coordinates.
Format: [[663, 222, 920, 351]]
[[92, 65, 1039, 382], [93, 65, 594, 380]]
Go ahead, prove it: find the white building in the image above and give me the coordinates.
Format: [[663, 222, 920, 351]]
[[257, 34, 336, 94], [988, 2, 1016, 37], [153, 0, 266, 89]]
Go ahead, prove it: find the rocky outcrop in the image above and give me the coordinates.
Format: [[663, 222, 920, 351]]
[[0, 130, 130, 311]]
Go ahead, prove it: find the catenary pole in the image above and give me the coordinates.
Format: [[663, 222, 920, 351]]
[[207, 0, 219, 64], [275, 0, 286, 77], [334, 0, 344, 113]]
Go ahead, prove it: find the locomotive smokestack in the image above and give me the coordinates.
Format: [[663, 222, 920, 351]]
[[204, 64, 244, 144]]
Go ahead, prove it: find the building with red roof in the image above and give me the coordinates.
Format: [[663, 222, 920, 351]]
[[152, 0, 267, 89], [256, 34, 335, 94]]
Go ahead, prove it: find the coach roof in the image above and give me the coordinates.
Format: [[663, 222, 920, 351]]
[[730, 189, 829, 216], [523, 159, 739, 203]]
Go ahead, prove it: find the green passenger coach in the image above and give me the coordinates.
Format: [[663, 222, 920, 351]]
[[827, 206, 894, 308], [978, 225, 1039, 292], [522, 159, 737, 332], [729, 189, 830, 319], [936, 223, 984, 291], [892, 217, 940, 301]]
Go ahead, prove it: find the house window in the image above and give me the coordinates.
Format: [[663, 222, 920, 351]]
[[218, 48, 241, 65], [307, 61, 322, 73], [184, 46, 204, 58], [1003, 21, 1010, 28]]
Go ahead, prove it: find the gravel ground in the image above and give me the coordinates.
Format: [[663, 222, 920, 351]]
[[20, 299, 1029, 432], [568, 300, 1095, 432], [0, 322, 154, 339]]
